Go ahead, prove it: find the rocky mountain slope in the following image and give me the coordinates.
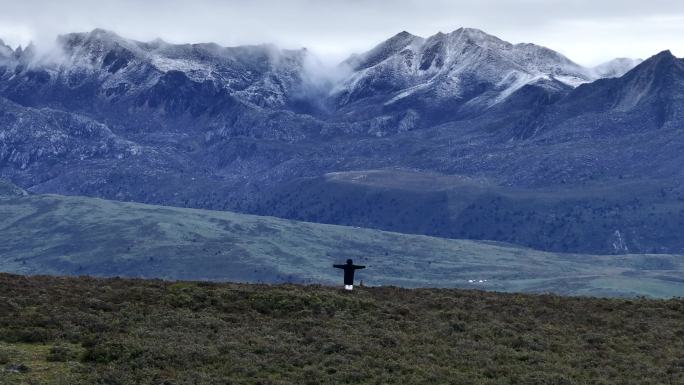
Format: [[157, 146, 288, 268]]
[[2, 28, 680, 255], [332, 28, 593, 129], [250, 170, 684, 255], [504, 50, 684, 139]]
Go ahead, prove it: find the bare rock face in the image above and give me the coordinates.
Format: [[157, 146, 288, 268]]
[[610, 230, 630, 254]]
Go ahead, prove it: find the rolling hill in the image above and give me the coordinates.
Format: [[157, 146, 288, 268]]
[[1, 188, 683, 297]]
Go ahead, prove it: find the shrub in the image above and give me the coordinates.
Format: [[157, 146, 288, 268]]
[[0, 347, 11, 364], [5, 363, 30, 373], [82, 341, 137, 364], [0, 274, 683, 385], [47, 344, 75, 362]]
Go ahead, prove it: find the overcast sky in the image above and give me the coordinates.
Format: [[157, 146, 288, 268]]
[[1, 0, 683, 65]]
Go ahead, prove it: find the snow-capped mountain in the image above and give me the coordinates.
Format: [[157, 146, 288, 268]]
[[0, 29, 331, 143], [0, 27, 653, 149], [327, 28, 643, 130], [333, 28, 594, 113], [1, 29, 315, 111], [0, 28, 642, 132], [1, 28, 681, 255]]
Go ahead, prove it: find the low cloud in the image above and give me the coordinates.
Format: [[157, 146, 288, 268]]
[[1, 0, 684, 65]]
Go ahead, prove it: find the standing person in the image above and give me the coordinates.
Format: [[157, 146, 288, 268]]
[[333, 259, 366, 290]]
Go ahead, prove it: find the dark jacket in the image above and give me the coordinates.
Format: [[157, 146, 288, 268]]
[[333, 259, 366, 285]]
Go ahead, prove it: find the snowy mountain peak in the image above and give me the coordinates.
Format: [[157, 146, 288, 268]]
[[59, 28, 132, 50], [56, 28, 146, 70], [457, 27, 490, 36], [394, 31, 417, 39], [452, 27, 508, 48], [0, 27, 674, 134], [333, 27, 595, 112], [345, 30, 423, 71]]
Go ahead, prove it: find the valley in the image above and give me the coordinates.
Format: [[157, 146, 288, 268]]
[[1, 185, 683, 297]]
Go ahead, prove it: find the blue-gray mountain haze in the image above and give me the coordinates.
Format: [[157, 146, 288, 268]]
[[1, 27, 684, 257]]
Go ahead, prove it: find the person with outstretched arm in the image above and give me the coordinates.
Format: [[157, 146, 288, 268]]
[[333, 259, 366, 290]]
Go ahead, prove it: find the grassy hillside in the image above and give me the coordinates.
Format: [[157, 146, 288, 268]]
[[0, 274, 682, 385], [1, 193, 684, 297], [251, 169, 684, 254]]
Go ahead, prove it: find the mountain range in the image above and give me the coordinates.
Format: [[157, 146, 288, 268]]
[[1, 27, 684, 255]]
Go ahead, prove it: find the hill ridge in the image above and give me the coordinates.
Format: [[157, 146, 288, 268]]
[[1, 192, 683, 298]]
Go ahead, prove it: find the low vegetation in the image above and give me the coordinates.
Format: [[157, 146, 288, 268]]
[[2, 192, 684, 297], [0, 273, 682, 384], [252, 170, 684, 255]]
